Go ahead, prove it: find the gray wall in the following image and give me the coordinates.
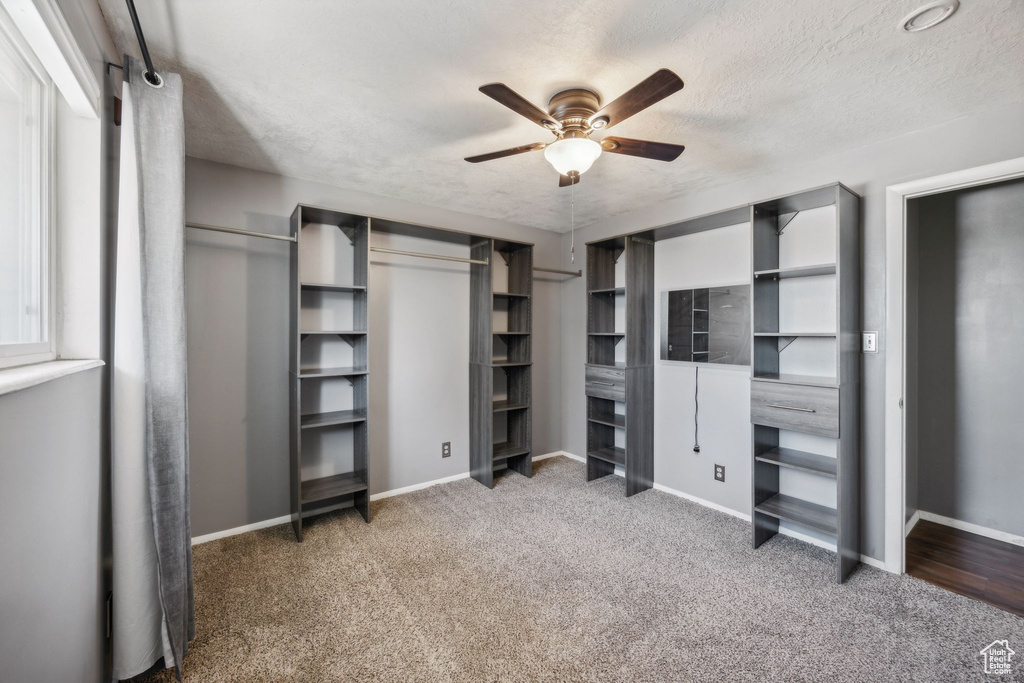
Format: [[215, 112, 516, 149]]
[[0, 369, 106, 681], [561, 100, 1024, 562], [184, 158, 564, 537], [0, 2, 117, 681], [910, 178, 1024, 536]]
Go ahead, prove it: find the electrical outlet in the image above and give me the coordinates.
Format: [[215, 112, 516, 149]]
[[862, 331, 878, 353], [714, 464, 725, 482], [441, 441, 451, 458]]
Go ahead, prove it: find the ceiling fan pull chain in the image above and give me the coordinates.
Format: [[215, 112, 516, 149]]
[[570, 177, 575, 263]]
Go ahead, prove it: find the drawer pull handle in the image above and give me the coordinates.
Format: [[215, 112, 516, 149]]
[[591, 381, 616, 386], [766, 403, 815, 413]]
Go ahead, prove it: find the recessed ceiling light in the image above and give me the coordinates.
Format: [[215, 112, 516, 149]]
[[900, 0, 959, 32]]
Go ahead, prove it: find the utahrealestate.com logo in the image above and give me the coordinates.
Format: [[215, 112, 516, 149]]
[[981, 640, 1015, 676]]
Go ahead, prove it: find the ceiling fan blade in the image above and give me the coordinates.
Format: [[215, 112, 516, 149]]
[[589, 69, 684, 130], [479, 83, 560, 130], [464, 142, 547, 163], [558, 174, 580, 188], [600, 137, 685, 162]]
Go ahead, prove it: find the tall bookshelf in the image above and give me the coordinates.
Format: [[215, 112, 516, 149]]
[[584, 234, 654, 496], [470, 239, 533, 487], [749, 183, 860, 582], [289, 205, 371, 541]]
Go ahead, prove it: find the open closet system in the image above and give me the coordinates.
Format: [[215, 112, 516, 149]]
[[280, 205, 565, 541], [583, 183, 861, 582]]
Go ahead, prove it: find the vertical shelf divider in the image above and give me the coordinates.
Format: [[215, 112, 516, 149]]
[[585, 235, 654, 496], [289, 206, 371, 542], [748, 184, 861, 582]]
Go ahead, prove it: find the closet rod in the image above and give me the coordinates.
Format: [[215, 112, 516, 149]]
[[370, 246, 488, 266], [186, 222, 297, 243], [532, 266, 582, 277]]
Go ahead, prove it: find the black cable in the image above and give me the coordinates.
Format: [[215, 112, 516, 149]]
[[693, 366, 700, 453]]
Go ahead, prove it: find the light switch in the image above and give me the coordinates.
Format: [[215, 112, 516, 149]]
[[862, 331, 878, 353]]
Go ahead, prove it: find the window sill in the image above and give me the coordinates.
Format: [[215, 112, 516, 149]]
[[0, 359, 104, 397]]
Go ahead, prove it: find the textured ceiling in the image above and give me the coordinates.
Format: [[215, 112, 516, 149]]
[[97, 0, 1024, 232]]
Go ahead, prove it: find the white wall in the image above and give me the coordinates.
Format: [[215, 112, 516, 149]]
[[184, 158, 563, 537], [561, 99, 1024, 563], [653, 224, 751, 514]]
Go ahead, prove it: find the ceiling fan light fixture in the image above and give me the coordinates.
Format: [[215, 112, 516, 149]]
[[544, 137, 602, 176]]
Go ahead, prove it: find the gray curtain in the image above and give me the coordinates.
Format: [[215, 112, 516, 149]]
[[112, 56, 194, 681]]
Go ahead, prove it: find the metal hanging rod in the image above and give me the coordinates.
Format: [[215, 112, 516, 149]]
[[125, 0, 161, 86], [186, 222, 297, 243], [370, 246, 488, 266], [532, 266, 582, 277]]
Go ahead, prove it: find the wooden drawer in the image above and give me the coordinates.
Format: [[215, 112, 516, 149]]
[[585, 364, 625, 402], [751, 380, 839, 438]]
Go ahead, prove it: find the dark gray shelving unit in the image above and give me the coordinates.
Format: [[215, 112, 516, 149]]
[[470, 239, 533, 488], [289, 205, 371, 541], [749, 183, 861, 583], [585, 234, 654, 497]]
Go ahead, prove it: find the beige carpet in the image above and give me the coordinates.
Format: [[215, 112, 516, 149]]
[[145, 456, 1024, 682]]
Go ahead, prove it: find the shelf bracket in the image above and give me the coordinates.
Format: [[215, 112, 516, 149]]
[[777, 335, 798, 353], [613, 247, 624, 263], [776, 211, 799, 236], [338, 224, 358, 245], [496, 248, 511, 265]]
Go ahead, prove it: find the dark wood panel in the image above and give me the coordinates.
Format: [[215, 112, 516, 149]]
[[907, 520, 1024, 617], [300, 282, 366, 292], [588, 446, 626, 467], [754, 493, 838, 536], [755, 446, 837, 478], [751, 425, 779, 548], [297, 366, 368, 378], [290, 206, 302, 541], [835, 184, 861, 583], [469, 362, 493, 488], [625, 365, 654, 496], [469, 239, 493, 365], [750, 381, 839, 438], [626, 237, 654, 367], [300, 409, 367, 429], [300, 471, 368, 503]]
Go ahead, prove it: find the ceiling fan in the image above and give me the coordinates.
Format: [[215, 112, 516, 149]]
[[465, 69, 686, 186]]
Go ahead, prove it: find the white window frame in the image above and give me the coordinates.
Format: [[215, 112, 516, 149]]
[[0, 4, 56, 369]]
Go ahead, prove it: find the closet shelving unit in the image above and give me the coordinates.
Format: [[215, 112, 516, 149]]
[[289, 205, 371, 541], [584, 234, 654, 496], [748, 183, 861, 583], [470, 238, 534, 488]]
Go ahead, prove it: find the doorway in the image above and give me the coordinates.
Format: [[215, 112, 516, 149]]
[[885, 160, 1024, 615]]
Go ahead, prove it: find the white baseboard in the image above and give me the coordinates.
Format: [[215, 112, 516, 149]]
[[533, 450, 568, 462], [368, 472, 470, 502], [562, 451, 886, 571], [192, 450, 568, 545], [905, 509, 921, 537], [191, 503, 348, 545], [917, 511, 1024, 547]]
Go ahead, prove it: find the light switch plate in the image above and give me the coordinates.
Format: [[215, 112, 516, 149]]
[[862, 331, 878, 353]]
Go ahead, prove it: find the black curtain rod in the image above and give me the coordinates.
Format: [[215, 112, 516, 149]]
[[125, 0, 161, 85]]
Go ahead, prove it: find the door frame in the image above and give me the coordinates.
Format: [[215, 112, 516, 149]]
[[883, 156, 1024, 574]]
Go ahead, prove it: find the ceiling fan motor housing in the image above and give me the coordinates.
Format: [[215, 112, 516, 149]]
[[547, 88, 602, 135]]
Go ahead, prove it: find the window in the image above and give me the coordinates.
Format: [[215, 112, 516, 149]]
[[0, 8, 53, 369]]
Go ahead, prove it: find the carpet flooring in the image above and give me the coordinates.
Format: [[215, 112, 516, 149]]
[[146, 456, 1024, 682]]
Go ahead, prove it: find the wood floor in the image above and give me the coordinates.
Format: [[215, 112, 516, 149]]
[[906, 519, 1024, 617]]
